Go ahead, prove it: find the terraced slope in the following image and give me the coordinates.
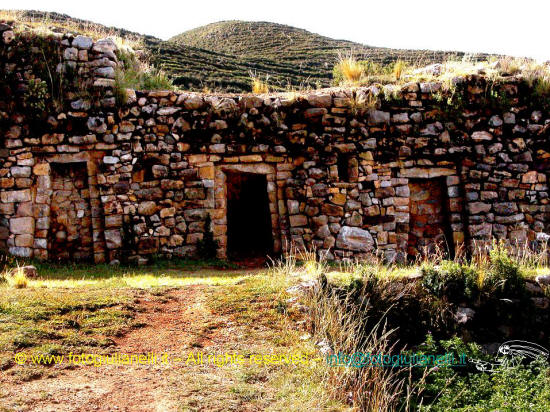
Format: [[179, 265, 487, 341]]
[[5, 11, 494, 92], [169, 20, 493, 86]]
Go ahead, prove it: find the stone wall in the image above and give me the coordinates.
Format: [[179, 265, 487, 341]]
[[1, 24, 549, 264]]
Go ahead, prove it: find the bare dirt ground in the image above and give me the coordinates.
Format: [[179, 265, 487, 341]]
[[0, 285, 279, 412]]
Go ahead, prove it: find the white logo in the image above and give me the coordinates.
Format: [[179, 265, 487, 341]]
[[470, 340, 549, 372]]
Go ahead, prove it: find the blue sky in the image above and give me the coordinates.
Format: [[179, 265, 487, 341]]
[[8, 0, 550, 61]]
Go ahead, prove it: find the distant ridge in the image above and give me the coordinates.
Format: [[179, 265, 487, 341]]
[[5, 11, 496, 92]]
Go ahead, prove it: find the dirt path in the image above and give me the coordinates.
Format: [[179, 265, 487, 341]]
[[0, 286, 247, 412]]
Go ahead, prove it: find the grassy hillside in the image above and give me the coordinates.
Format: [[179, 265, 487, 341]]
[[3, 10, 495, 92], [169, 20, 495, 89], [170, 20, 463, 65]]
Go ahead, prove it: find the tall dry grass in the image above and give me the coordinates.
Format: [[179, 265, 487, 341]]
[[335, 52, 365, 85], [276, 237, 549, 409], [1, 264, 29, 289], [305, 274, 415, 410]]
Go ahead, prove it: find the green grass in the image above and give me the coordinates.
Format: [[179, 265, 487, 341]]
[[0, 259, 349, 410], [0, 259, 253, 383], [21, 259, 251, 290], [0, 286, 140, 377], [192, 270, 348, 411]]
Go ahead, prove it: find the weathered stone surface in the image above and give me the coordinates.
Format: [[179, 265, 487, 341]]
[[289, 215, 308, 227], [1, 189, 31, 203], [368, 110, 390, 125], [306, 93, 332, 107], [10, 217, 34, 235], [87, 117, 107, 133], [536, 275, 550, 286], [468, 202, 491, 214], [157, 107, 181, 116], [93, 38, 117, 53], [103, 156, 119, 164], [335, 226, 374, 252], [20, 265, 38, 278], [104, 229, 122, 249], [73, 35, 93, 50], [493, 202, 518, 215], [419, 82, 441, 93], [471, 131, 493, 142], [94, 66, 115, 78], [138, 201, 157, 216], [63, 47, 78, 60], [11, 166, 31, 178]]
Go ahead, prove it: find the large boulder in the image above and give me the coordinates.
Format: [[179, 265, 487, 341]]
[[335, 226, 374, 252]]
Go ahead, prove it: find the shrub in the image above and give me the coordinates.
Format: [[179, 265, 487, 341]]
[[409, 335, 550, 411], [114, 49, 174, 105], [486, 242, 525, 296], [24, 78, 48, 113], [415, 354, 550, 411], [196, 214, 219, 259], [421, 261, 479, 301]]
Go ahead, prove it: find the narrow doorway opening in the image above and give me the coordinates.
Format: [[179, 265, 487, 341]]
[[408, 178, 454, 260], [226, 172, 273, 259], [48, 162, 93, 262]]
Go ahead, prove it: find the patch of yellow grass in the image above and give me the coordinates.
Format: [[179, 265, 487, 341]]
[[335, 53, 364, 84], [393, 60, 407, 81], [249, 72, 270, 94], [5, 267, 28, 289], [0, 9, 22, 22], [27, 270, 256, 289]]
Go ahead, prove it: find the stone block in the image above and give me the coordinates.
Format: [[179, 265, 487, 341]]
[[10, 217, 34, 235], [471, 131, 493, 142], [73, 35, 93, 49], [104, 229, 122, 249], [15, 234, 33, 247], [11, 166, 31, 178], [1, 189, 31, 203], [160, 207, 176, 218], [138, 201, 157, 216], [468, 202, 491, 214], [336, 226, 374, 252], [289, 215, 308, 227]]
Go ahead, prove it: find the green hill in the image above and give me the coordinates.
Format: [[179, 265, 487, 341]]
[[168, 20, 494, 90], [4, 11, 495, 92]]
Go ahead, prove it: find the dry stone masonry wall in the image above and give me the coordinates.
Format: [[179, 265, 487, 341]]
[[1, 24, 549, 264]]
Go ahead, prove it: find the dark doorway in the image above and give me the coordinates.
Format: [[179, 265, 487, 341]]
[[408, 178, 454, 260], [48, 162, 94, 262], [226, 172, 273, 259]]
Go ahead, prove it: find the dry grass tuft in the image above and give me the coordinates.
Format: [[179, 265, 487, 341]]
[[393, 60, 407, 81], [335, 52, 365, 84], [5, 266, 29, 289], [249, 71, 270, 94]]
